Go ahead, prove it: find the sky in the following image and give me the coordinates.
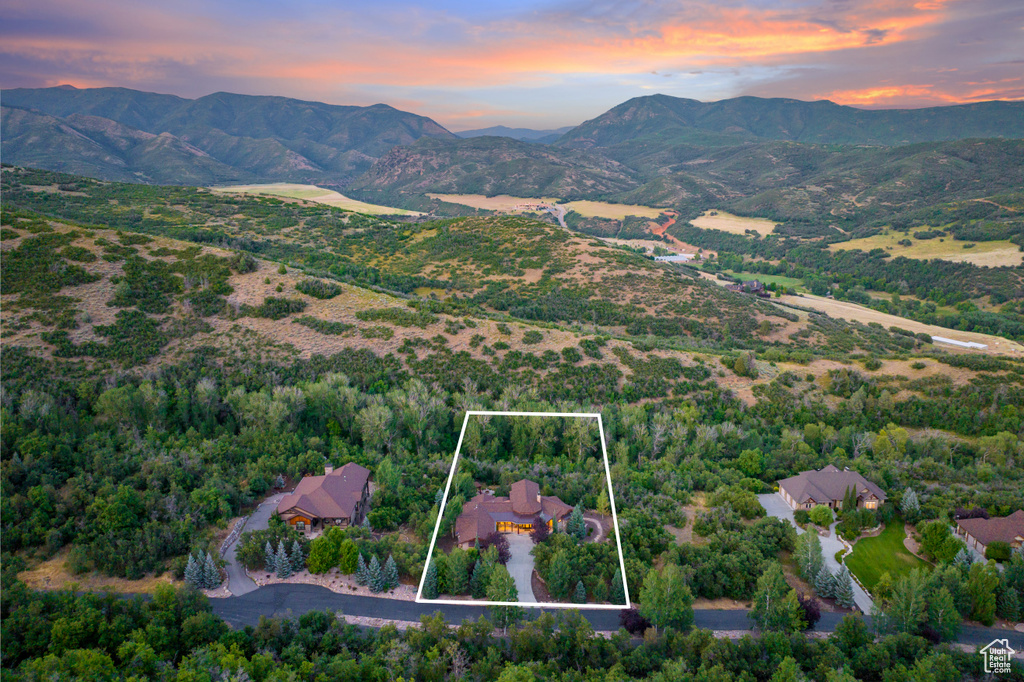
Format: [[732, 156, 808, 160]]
[[2, 0, 1022, 131]]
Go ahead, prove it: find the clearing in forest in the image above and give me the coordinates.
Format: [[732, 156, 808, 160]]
[[829, 232, 1023, 267], [690, 210, 777, 236], [212, 183, 422, 216], [428, 194, 664, 220]]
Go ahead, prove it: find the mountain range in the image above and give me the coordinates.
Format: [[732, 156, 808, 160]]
[[455, 125, 575, 143]]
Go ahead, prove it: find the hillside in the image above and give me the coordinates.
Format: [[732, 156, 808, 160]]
[[1, 86, 456, 185], [456, 125, 574, 143]]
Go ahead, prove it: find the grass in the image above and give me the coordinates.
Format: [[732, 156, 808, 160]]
[[212, 183, 422, 216], [723, 271, 805, 291], [844, 522, 930, 590], [426, 193, 664, 220], [690, 210, 777, 236], [18, 548, 180, 593], [830, 231, 1022, 267]]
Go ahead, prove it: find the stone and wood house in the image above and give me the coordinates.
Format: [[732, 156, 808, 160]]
[[778, 464, 887, 511], [955, 510, 1024, 554], [455, 479, 574, 548], [276, 462, 371, 533]]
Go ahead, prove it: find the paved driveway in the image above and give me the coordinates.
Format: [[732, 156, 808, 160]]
[[757, 493, 874, 614], [505, 533, 538, 603], [223, 493, 287, 596]]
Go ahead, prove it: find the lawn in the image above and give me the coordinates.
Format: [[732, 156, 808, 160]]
[[723, 271, 805, 291], [844, 522, 930, 590]]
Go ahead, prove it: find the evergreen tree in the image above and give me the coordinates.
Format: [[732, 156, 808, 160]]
[[611, 569, 626, 605], [184, 554, 201, 588], [833, 566, 856, 609], [290, 540, 304, 573], [368, 555, 383, 593], [338, 539, 359, 574], [356, 553, 368, 585], [928, 586, 961, 641], [423, 561, 439, 599], [470, 560, 490, 599], [486, 566, 523, 635], [203, 552, 220, 589], [448, 550, 469, 595], [548, 550, 574, 600], [264, 541, 276, 572], [473, 537, 480, 552], [275, 540, 292, 578], [900, 487, 919, 521], [814, 565, 836, 599], [953, 548, 973, 569], [567, 505, 587, 543], [384, 555, 399, 591], [362, 515, 371, 531], [572, 580, 587, 604]]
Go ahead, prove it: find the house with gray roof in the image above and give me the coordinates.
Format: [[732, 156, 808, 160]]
[[276, 462, 370, 533], [956, 510, 1024, 554], [455, 479, 573, 548], [778, 464, 886, 511]]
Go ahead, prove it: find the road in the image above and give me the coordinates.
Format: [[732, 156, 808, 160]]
[[208, 583, 1024, 650], [758, 493, 874, 614], [222, 493, 287, 596]]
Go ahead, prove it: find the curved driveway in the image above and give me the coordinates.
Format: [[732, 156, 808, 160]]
[[222, 493, 287, 596]]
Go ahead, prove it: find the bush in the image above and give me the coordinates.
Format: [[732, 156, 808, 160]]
[[522, 330, 543, 344], [797, 594, 821, 629], [619, 608, 651, 635], [809, 505, 834, 527], [794, 509, 811, 525], [985, 541, 1011, 562], [296, 278, 343, 299]]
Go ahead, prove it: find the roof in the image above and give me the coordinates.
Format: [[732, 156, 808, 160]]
[[778, 465, 887, 505], [277, 462, 370, 520], [956, 510, 1024, 547], [455, 480, 573, 543]]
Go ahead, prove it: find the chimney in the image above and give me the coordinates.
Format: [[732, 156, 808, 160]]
[[325, 464, 334, 475]]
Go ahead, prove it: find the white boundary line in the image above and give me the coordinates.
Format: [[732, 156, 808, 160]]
[[415, 410, 631, 609]]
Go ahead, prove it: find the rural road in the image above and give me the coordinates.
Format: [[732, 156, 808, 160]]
[[207, 583, 1024, 650], [222, 493, 287, 596]]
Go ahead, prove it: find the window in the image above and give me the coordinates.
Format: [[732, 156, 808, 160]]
[[296, 521, 305, 531]]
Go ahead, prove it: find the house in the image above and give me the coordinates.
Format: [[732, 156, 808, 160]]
[[955, 510, 1024, 554], [455, 479, 574, 548], [778, 465, 887, 511], [276, 462, 371, 533]]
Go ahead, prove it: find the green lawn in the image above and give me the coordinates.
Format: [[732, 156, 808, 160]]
[[844, 523, 930, 590], [723, 271, 806, 292]]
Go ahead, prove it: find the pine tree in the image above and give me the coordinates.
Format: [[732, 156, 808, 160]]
[[203, 552, 221, 589], [448, 550, 469, 595], [356, 553, 368, 585], [184, 553, 201, 588], [572, 580, 587, 604], [567, 505, 587, 543], [275, 540, 292, 578], [368, 555, 383, 593], [264, 541, 276, 572], [362, 515, 371, 531], [814, 565, 835, 599], [470, 560, 489, 599], [611, 569, 626, 605], [423, 561, 439, 599], [384, 555, 399, 591], [833, 566, 856, 609], [548, 550, 574, 600], [953, 548, 973, 569], [901, 487, 919, 521], [290, 540, 304, 573]]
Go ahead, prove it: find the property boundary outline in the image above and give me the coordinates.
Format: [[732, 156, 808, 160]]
[[415, 410, 631, 609]]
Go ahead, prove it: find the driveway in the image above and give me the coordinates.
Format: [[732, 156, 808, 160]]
[[222, 493, 287, 596], [505, 533, 538, 603], [757, 493, 874, 614]]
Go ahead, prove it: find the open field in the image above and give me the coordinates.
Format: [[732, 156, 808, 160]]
[[830, 232, 1023, 267], [844, 523, 930, 590], [690, 210, 777, 236], [19, 548, 179, 593], [213, 183, 422, 216], [776, 293, 1024, 355], [723, 271, 805, 291], [427, 193, 664, 220]]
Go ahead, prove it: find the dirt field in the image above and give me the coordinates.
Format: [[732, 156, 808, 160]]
[[565, 200, 663, 220], [830, 232, 1023, 267], [213, 183, 421, 216], [19, 548, 179, 593], [778, 293, 1024, 355], [428, 194, 664, 220], [690, 210, 777, 236]]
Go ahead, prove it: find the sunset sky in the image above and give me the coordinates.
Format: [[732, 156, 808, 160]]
[[2, 0, 1022, 130]]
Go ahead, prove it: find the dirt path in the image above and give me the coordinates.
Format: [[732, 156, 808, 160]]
[[649, 211, 688, 249]]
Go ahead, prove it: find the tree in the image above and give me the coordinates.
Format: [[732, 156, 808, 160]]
[[356, 553, 368, 585], [567, 505, 587, 543], [275, 541, 292, 578], [486, 566, 522, 634], [483, 532, 511, 565], [841, 487, 858, 514], [423, 561, 439, 599], [470, 559, 490, 599], [900, 487, 920, 522], [611, 569, 626, 605], [797, 594, 821, 628], [795, 530, 824, 581], [547, 550, 574, 600], [530, 519, 549, 545], [638, 564, 694, 633], [572, 580, 587, 604], [368, 555, 384, 593], [448, 549, 469, 595], [881, 569, 926, 633], [927, 586, 960, 641], [967, 561, 999, 626], [751, 562, 802, 632], [384, 555, 399, 592], [307, 535, 340, 574], [376, 456, 399, 495], [814, 565, 836, 599], [290, 539, 305, 573], [202, 552, 220, 589], [338, 539, 359, 574], [770, 657, 807, 682], [264, 541, 276, 571], [833, 566, 856, 609], [184, 554, 201, 588], [596, 488, 610, 517], [809, 505, 833, 527]]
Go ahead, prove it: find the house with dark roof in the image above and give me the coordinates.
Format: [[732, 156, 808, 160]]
[[276, 462, 371, 533], [455, 479, 573, 548], [778, 465, 886, 511], [955, 510, 1024, 554]]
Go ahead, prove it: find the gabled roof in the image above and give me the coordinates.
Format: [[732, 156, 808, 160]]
[[957, 510, 1024, 547], [779, 465, 887, 505], [455, 480, 574, 543], [510, 479, 541, 515], [277, 462, 370, 520]]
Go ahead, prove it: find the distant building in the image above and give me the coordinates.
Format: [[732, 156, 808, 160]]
[[654, 254, 694, 262], [455, 479, 574, 548], [726, 279, 770, 297], [276, 462, 371, 533], [778, 465, 887, 511], [955, 510, 1024, 554]]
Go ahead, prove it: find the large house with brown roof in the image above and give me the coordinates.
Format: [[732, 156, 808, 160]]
[[778, 465, 887, 511], [455, 479, 574, 548], [276, 462, 370, 533], [956, 510, 1024, 554]]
